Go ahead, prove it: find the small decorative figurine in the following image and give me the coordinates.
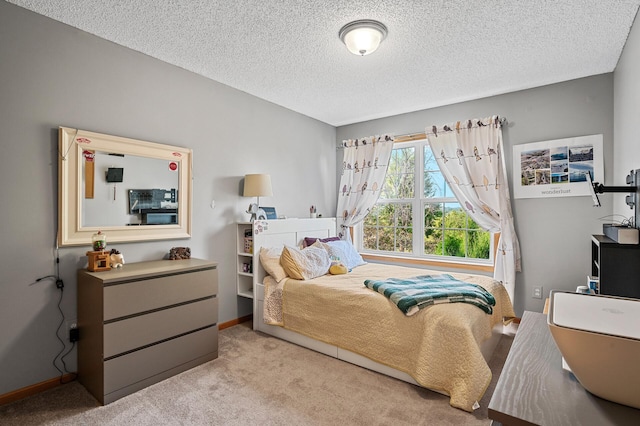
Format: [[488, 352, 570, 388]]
[[246, 203, 267, 222], [109, 248, 125, 268]]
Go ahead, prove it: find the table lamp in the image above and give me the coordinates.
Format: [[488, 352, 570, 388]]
[[243, 174, 272, 221]]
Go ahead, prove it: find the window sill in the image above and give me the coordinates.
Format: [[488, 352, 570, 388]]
[[361, 253, 495, 273]]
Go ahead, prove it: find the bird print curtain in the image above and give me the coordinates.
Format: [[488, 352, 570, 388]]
[[337, 135, 394, 240], [426, 116, 521, 301]]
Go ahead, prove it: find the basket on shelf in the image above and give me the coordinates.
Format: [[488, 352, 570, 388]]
[[244, 237, 253, 254]]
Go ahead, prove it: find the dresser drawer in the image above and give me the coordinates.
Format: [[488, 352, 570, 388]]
[[104, 325, 218, 395], [104, 268, 216, 320], [103, 297, 218, 358]]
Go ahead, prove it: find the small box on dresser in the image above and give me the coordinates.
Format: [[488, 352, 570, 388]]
[[77, 258, 218, 404]]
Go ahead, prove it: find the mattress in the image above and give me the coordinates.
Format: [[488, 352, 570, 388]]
[[264, 262, 515, 411]]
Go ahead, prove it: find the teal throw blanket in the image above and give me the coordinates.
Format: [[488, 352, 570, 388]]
[[364, 274, 496, 316]]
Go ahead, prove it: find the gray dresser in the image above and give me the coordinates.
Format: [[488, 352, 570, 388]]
[[77, 258, 218, 404]]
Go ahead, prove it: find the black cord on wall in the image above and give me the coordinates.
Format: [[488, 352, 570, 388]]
[[52, 286, 67, 378], [52, 285, 77, 384], [35, 247, 77, 384], [597, 214, 634, 227]]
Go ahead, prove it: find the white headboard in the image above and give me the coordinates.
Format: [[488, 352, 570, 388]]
[[252, 217, 337, 286]]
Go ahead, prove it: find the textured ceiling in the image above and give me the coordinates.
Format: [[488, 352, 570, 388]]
[[7, 1, 640, 126]]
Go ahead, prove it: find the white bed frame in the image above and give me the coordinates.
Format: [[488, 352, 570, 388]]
[[250, 217, 504, 389]]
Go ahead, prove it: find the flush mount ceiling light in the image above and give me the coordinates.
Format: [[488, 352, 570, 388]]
[[339, 19, 388, 56]]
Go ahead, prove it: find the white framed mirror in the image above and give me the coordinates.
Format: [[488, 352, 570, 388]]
[[58, 127, 192, 247]]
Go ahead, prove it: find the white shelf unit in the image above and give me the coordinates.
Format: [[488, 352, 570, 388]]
[[237, 218, 338, 301], [236, 222, 254, 299]]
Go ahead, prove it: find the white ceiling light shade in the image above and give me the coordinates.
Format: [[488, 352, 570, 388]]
[[339, 19, 388, 56]]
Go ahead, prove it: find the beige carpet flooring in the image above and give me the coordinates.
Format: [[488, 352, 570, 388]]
[[0, 321, 514, 425]]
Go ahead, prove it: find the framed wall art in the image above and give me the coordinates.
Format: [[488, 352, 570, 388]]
[[512, 134, 604, 199]]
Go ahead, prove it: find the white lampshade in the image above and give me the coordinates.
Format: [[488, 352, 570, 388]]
[[339, 20, 388, 56], [243, 174, 273, 197]]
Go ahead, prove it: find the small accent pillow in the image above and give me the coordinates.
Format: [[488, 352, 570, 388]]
[[329, 261, 348, 275], [314, 239, 366, 270], [280, 244, 331, 280], [259, 246, 288, 282], [302, 236, 341, 248]]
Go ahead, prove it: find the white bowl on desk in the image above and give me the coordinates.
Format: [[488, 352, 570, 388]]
[[547, 290, 640, 410]]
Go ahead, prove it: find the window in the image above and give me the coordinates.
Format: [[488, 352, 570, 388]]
[[360, 140, 492, 264]]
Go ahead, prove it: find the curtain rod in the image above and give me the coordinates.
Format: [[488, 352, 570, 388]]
[[393, 116, 508, 143], [336, 116, 508, 149]]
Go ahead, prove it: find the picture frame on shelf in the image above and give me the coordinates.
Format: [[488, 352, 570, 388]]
[[260, 206, 277, 219]]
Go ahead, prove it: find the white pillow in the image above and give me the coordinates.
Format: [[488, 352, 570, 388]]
[[314, 240, 366, 270], [259, 246, 288, 282], [280, 244, 331, 280]]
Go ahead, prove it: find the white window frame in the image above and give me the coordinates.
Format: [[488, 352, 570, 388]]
[[356, 139, 494, 267]]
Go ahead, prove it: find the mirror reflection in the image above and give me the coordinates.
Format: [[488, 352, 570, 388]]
[[58, 126, 192, 247], [82, 151, 180, 227]]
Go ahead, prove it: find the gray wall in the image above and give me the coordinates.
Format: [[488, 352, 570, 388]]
[[2, 0, 635, 398], [336, 74, 615, 317], [0, 2, 336, 395], [614, 11, 640, 218]]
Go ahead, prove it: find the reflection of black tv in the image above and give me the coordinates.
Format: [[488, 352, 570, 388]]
[[129, 189, 177, 214]]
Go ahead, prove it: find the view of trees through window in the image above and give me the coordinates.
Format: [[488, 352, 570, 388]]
[[361, 141, 491, 261]]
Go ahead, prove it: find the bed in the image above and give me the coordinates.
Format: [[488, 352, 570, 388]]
[[249, 218, 516, 412]]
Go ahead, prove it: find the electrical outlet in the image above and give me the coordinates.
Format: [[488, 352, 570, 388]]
[[69, 327, 79, 342], [66, 319, 77, 340], [533, 286, 543, 299]]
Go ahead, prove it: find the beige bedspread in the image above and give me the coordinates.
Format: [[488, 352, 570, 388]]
[[264, 262, 515, 412]]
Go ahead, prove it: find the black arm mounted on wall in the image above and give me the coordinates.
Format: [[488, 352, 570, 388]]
[[592, 169, 638, 209]]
